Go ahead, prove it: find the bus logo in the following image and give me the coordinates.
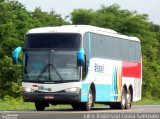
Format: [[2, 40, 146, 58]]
[[94, 63, 104, 73]]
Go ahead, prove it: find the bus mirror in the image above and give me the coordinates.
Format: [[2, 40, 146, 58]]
[[12, 47, 22, 64], [77, 48, 84, 66]]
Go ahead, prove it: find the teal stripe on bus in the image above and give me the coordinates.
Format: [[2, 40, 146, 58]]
[[81, 83, 90, 102], [95, 84, 112, 102]]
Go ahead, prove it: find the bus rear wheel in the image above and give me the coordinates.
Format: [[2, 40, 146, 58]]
[[110, 88, 127, 110], [125, 90, 132, 109], [118, 88, 127, 109], [35, 102, 45, 111]]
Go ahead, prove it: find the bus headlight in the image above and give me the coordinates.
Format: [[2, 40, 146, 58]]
[[65, 87, 80, 93], [22, 87, 34, 92]]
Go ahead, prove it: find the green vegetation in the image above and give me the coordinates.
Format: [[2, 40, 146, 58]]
[[0, 96, 34, 110], [133, 98, 160, 105], [0, 96, 72, 111], [0, 0, 160, 110]]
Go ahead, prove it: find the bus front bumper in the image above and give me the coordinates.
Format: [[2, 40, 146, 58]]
[[23, 92, 81, 103]]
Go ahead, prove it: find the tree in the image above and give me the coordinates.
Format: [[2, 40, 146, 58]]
[[30, 7, 65, 27]]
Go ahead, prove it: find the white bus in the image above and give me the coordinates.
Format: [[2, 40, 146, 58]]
[[13, 25, 142, 111]]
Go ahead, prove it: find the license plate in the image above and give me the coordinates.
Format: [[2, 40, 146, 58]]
[[44, 96, 54, 99]]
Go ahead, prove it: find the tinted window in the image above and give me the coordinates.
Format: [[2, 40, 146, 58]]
[[26, 33, 81, 50], [135, 42, 141, 61], [83, 32, 141, 62], [90, 34, 100, 57], [23, 51, 80, 82], [128, 41, 136, 61], [121, 40, 129, 61], [83, 33, 89, 59]]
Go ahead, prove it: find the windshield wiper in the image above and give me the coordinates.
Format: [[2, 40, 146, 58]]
[[33, 63, 64, 82], [49, 63, 64, 82], [33, 51, 64, 82], [33, 64, 48, 81], [49, 50, 64, 82]]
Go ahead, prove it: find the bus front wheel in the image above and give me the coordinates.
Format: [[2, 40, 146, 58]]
[[81, 89, 93, 111], [35, 102, 45, 111]]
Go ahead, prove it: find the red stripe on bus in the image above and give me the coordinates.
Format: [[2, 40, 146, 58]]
[[122, 61, 141, 78]]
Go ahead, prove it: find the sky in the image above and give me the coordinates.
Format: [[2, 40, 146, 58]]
[[18, 0, 160, 25]]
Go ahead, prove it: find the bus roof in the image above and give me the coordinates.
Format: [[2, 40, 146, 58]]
[[27, 25, 140, 42]]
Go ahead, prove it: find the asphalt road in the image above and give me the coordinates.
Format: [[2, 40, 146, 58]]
[[1, 105, 160, 119]]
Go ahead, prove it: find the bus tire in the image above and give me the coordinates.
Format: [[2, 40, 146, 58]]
[[109, 88, 127, 110], [119, 88, 127, 109], [125, 90, 132, 109], [114, 88, 127, 110], [81, 89, 93, 111], [35, 102, 45, 111]]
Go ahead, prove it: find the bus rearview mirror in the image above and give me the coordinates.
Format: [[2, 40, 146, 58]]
[[12, 47, 22, 64], [77, 48, 84, 66]]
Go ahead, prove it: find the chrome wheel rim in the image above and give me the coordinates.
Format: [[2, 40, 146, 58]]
[[126, 93, 131, 107], [88, 92, 93, 108], [122, 95, 126, 107]]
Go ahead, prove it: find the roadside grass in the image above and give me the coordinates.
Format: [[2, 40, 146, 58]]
[[0, 96, 72, 111], [133, 97, 160, 105], [0, 96, 160, 111], [0, 97, 34, 111], [0, 100, 72, 111]]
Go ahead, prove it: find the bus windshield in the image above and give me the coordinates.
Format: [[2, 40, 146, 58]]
[[25, 33, 81, 50], [23, 51, 80, 83]]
